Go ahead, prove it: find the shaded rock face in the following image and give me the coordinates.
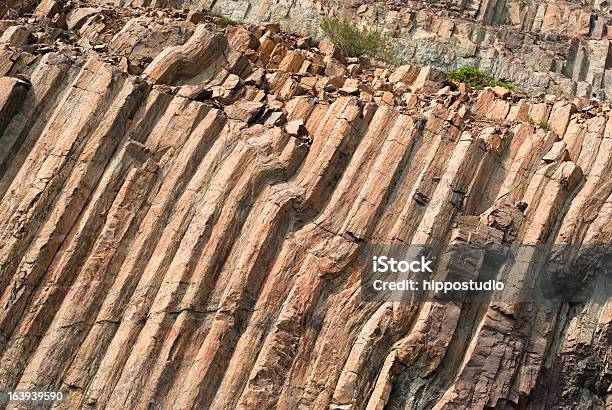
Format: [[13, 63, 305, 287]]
[[75, 0, 612, 100], [0, 4, 611, 410]]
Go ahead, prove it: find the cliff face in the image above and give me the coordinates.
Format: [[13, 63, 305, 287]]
[[72, 0, 612, 100], [0, 2, 611, 410]]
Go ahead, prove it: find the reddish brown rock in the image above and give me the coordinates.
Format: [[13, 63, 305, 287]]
[[33, 0, 60, 19], [144, 25, 227, 84], [186, 10, 204, 25], [227, 25, 260, 52], [278, 50, 305, 73], [0, 25, 29, 46], [0, 5, 609, 410], [224, 99, 264, 122]]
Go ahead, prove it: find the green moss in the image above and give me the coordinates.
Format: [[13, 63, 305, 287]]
[[447, 66, 515, 90], [320, 18, 398, 65]]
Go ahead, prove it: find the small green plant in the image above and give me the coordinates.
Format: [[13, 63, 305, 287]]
[[320, 18, 398, 65], [538, 120, 551, 131], [218, 15, 243, 26], [447, 66, 514, 90], [526, 117, 550, 130], [495, 80, 515, 90], [204, 9, 243, 26]]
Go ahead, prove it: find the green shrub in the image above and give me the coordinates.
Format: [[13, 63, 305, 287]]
[[447, 66, 515, 90], [204, 9, 243, 26], [218, 15, 242, 26], [320, 18, 398, 65], [527, 117, 535, 125], [538, 120, 551, 131], [495, 80, 515, 90]]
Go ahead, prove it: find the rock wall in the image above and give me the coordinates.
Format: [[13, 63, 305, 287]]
[[0, 3, 610, 409], [71, 0, 612, 100]]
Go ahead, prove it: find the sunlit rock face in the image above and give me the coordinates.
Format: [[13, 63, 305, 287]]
[[61, 0, 612, 100], [0, 2, 610, 409]]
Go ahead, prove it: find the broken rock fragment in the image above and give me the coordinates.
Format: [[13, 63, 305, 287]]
[[0, 25, 29, 47], [285, 119, 308, 136], [224, 99, 264, 123]]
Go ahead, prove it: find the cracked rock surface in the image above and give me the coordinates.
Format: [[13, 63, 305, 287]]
[[0, 2, 610, 409]]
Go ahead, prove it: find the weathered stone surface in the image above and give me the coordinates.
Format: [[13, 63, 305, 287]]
[[33, 0, 60, 19], [285, 118, 307, 136], [143, 25, 228, 84], [0, 25, 29, 46], [0, 4, 609, 410], [226, 25, 259, 52], [224, 99, 263, 123], [66, 7, 100, 30], [0, 76, 28, 133], [75, 0, 610, 100], [109, 16, 194, 69]]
